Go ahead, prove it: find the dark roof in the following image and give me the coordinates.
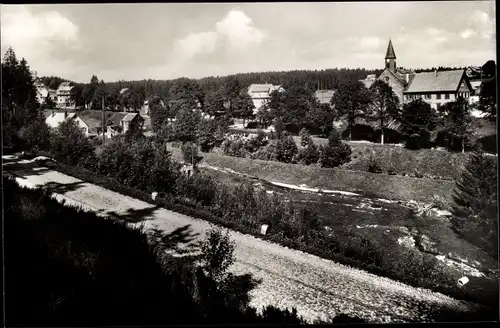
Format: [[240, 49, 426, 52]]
[[385, 39, 396, 59], [404, 69, 467, 93], [77, 110, 128, 127]]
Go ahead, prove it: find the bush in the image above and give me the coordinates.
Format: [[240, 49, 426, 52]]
[[343, 124, 376, 142], [275, 135, 298, 163], [318, 129, 352, 168], [299, 128, 311, 147], [251, 142, 278, 161], [387, 166, 399, 175], [405, 133, 422, 150], [296, 142, 320, 166], [367, 155, 383, 173], [475, 134, 497, 154], [181, 142, 201, 165], [223, 139, 248, 158], [373, 128, 404, 144]]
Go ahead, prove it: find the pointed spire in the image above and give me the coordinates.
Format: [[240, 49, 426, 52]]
[[385, 38, 396, 59]]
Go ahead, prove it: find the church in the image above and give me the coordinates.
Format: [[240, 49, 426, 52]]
[[361, 39, 473, 111]]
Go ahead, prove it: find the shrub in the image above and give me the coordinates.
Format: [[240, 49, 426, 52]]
[[50, 119, 97, 169], [387, 166, 399, 175], [318, 130, 352, 168], [476, 134, 497, 154], [345, 124, 376, 142], [296, 142, 320, 166], [275, 135, 298, 163], [299, 128, 311, 147], [181, 142, 201, 165], [223, 139, 247, 158], [405, 133, 422, 150], [367, 155, 383, 173], [251, 142, 278, 161]]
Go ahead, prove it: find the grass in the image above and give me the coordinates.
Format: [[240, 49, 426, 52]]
[[168, 146, 457, 206], [201, 166, 498, 273]]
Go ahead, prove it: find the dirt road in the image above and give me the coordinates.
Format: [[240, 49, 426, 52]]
[[3, 157, 474, 323]]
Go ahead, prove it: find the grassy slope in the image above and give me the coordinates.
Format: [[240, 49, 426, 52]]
[[169, 146, 456, 205]]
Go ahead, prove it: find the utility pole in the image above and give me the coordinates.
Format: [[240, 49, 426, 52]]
[[102, 96, 105, 145]]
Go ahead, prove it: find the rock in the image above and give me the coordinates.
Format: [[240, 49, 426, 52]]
[[397, 226, 410, 234]]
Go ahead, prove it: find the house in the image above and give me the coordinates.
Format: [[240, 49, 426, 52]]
[[314, 90, 336, 106], [56, 82, 75, 109], [403, 69, 472, 111], [247, 83, 285, 114], [369, 39, 473, 111], [121, 112, 144, 134], [45, 111, 92, 136], [359, 74, 377, 89]]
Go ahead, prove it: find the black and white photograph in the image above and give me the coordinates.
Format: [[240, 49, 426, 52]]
[[2, 1, 498, 325]]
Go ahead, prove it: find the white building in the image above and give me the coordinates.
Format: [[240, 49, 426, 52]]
[[56, 82, 75, 109], [45, 111, 92, 136], [247, 84, 285, 114]]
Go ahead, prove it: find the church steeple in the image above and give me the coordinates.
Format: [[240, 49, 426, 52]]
[[385, 39, 397, 72]]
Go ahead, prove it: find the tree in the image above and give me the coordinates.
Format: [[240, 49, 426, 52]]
[[2, 47, 41, 150], [232, 91, 255, 127], [440, 97, 473, 153], [331, 80, 371, 140], [50, 119, 96, 168], [304, 103, 335, 136], [19, 111, 51, 153], [368, 80, 400, 144], [452, 147, 498, 258], [198, 119, 218, 152], [199, 227, 236, 283], [173, 106, 201, 143], [181, 142, 201, 167], [149, 96, 169, 134], [204, 90, 226, 118], [256, 103, 273, 128], [318, 129, 352, 168], [479, 60, 496, 121], [400, 99, 438, 149], [124, 118, 144, 142], [275, 135, 298, 163]]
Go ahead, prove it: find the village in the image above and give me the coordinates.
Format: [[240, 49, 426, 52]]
[[2, 2, 498, 326]]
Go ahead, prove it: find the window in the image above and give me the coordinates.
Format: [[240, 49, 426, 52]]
[[445, 93, 450, 99], [436, 94, 441, 100], [425, 94, 431, 99], [436, 103, 441, 110]]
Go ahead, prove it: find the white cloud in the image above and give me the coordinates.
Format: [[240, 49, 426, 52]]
[[467, 10, 494, 39], [215, 10, 266, 49], [1, 6, 79, 75], [173, 9, 266, 59], [1, 6, 78, 50], [175, 31, 219, 59], [460, 28, 476, 39]]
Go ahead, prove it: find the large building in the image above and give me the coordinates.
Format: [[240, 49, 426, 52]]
[[247, 84, 285, 114], [35, 79, 56, 105], [373, 39, 472, 111], [56, 82, 75, 109]]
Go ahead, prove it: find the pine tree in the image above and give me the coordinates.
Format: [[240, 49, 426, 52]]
[[452, 146, 498, 258]]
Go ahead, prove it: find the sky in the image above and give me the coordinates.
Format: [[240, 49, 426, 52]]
[[1, 1, 496, 83]]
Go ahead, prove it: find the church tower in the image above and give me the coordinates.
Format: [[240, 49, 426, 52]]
[[385, 39, 397, 73]]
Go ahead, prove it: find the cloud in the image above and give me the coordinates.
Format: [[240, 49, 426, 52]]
[[215, 9, 266, 49], [175, 31, 219, 59], [1, 6, 78, 51], [467, 10, 494, 39], [460, 28, 476, 39], [173, 9, 266, 59], [1, 6, 79, 76]]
